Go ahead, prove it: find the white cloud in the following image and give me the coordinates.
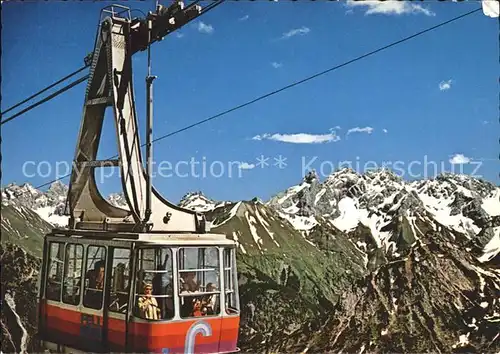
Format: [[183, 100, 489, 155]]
[[382, 128, 388, 133], [238, 162, 255, 170], [439, 79, 453, 91], [196, 21, 214, 34], [271, 62, 282, 69], [252, 130, 340, 144], [482, 0, 499, 17], [239, 15, 249, 21], [449, 154, 471, 165], [280, 26, 310, 39], [346, 126, 374, 136], [345, 0, 435, 16], [175, 32, 184, 38]]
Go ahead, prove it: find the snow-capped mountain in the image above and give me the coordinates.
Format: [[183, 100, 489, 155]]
[[0, 186, 229, 226], [106, 192, 128, 209], [1, 184, 131, 226], [266, 168, 500, 265], [1, 181, 69, 227], [2, 170, 498, 264], [2, 168, 500, 353], [179, 191, 230, 213]]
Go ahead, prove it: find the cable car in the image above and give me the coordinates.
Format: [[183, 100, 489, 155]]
[[37, 230, 240, 353], [36, 3, 240, 353]]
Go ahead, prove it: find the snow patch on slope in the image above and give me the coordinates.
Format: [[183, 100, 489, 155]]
[[478, 227, 500, 263], [332, 197, 359, 232], [255, 208, 280, 247], [314, 189, 326, 206], [277, 183, 309, 205], [481, 190, 500, 217], [213, 202, 241, 228], [34, 206, 68, 228], [417, 192, 480, 237], [246, 211, 263, 251], [179, 192, 220, 212], [280, 213, 318, 232], [359, 209, 392, 249], [331, 197, 393, 250], [232, 231, 247, 254]]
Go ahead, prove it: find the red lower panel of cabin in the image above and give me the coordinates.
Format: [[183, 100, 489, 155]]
[[40, 302, 240, 353]]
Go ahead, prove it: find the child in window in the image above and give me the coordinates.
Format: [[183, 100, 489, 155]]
[[138, 283, 160, 320]]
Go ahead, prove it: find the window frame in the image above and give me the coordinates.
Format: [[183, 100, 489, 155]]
[[108, 247, 131, 314], [45, 241, 65, 302], [129, 244, 239, 322], [82, 244, 107, 310], [223, 246, 240, 314], [133, 246, 174, 321], [177, 246, 221, 319], [61, 242, 84, 306]]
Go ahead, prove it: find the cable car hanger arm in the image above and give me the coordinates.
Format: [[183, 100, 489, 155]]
[[65, 0, 226, 234], [129, 0, 223, 54]]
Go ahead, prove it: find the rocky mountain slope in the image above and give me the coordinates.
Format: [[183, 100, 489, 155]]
[[2, 181, 68, 228], [268, 169, 500, 267], [1, 169, 499, 353], [179, 191, 228, 212], [1, 203, 53, 257], [1, 243, 41, 353]]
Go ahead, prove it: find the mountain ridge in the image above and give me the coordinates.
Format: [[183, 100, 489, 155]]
[[1, 168, 499, 352]]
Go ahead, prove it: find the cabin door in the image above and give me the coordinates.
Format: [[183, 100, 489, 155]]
[[79, 244, 108, 352], [105, 246, 132, 351]]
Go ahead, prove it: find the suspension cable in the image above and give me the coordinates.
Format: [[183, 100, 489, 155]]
[[17, 6, 481, 193], [150, 6, 483, 145], [0, 65, 89, 116], [0, 1, 222, 127], [0, 75, 89, 126]]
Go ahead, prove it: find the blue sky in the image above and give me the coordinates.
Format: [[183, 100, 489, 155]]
[[2, 0, 498, 204]]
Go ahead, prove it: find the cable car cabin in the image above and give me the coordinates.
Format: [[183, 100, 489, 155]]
[[35, 4, 241, 353], [37, 229, 240, 353]]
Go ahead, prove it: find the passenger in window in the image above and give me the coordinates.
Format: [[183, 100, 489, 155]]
[[152, 254, 170, 318], [95, 261, 105, 289], [84, 260, 105, 308], [138, 283, 160, 320], [180, 283, 196, 317], [47, 275, 62, 300], [182, 271, 199, 292], [202, 283, 217, 315], [113, 263, 126, 291], [164, 282, 174, 318], [86, 260, 105, 290], [192, 299, 203, 317], [136, 269, 146, 293]]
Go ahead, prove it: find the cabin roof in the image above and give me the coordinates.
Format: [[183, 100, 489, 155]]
[[47, 228, 236, 246]]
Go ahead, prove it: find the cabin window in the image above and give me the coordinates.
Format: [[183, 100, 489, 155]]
[[46, 242, 64, 301], [135, 247, 173, 320], [178, 247, 220, 318], [83, 245, 106, 310], [224, 247, 239, 313], [62, 243, 84, 305], [109, 248, 130, 314]]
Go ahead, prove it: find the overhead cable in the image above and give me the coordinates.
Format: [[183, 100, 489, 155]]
[[1, 1, 223, 126], [27, 7, 481, 192], [150, 7, 482, 144], [1, 75, 89, 126], [1, 65, 89, 116]]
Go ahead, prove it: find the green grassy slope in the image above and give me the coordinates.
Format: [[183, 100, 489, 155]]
[[1, 204, 52, 258]]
